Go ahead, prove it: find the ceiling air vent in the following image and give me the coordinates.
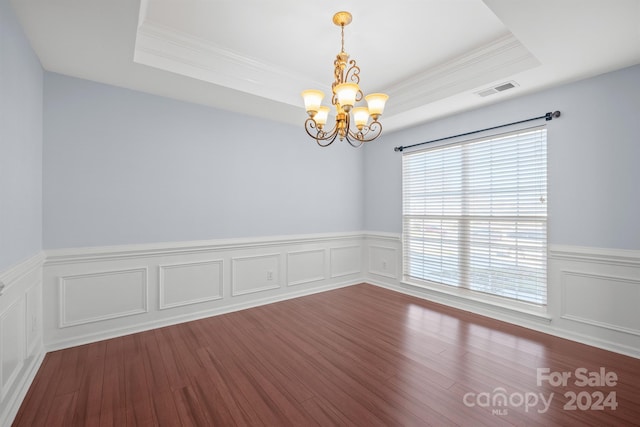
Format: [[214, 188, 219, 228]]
[[475, 81, 519, 97]]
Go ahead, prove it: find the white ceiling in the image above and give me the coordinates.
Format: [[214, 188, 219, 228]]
[[11, 0, 640, 133]]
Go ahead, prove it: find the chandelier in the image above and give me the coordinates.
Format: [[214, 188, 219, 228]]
[[302, 11, 389, 148]]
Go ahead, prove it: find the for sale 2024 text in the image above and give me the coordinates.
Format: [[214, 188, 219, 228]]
[[537, 367, 618, 411]]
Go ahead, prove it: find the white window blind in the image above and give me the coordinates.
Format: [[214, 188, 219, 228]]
[[402, 127, 547, 305]]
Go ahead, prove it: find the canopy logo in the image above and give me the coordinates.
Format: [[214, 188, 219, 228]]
[[463, 388, 553, 415], [463, 367, 618, 416]]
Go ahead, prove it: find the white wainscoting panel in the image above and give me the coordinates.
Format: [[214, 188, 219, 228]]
[[548, 246, 640, 357], [287, 249, 325, 287], [364, 234, 640, 359], [0, 300, 25, 400], [364, 233, 403, 288], [159, 260, 223, 309], [232, 254, 281, 296], [25, 282, 42, 357], [59, 268, 148, 327], [40, 234, 640, 364], [6, 235, 640, 424], [368, 245, 399, 279], [561, 271, 640, 335], [0, 252, 46, 427], [330, 246, 361, 278], [42, 233, 364, 352]]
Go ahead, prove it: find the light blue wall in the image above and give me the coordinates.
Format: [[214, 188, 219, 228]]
[[0, 0, 43, 271], [364, 65, 640, 250], [43, 73, 364, 249]]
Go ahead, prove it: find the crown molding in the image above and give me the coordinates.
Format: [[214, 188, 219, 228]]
[[385, 33, 540, 114], [134, 20, 323, 108], [134, 22, 540, 121]]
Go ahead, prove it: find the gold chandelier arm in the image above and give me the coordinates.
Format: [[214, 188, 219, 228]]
[[345, 60, 362, 102], [331, 59, 363, 106], [345, 60, 361, 84], [344, 136, 364, 148], [304, 117, 340, 147], [346, 119, 383, 145], [340, 113, 362, 147]]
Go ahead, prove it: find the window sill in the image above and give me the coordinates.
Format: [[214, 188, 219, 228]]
[[400, 278, 552, 325]]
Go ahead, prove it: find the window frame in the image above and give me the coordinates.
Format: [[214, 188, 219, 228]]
[[401, 125, 549, 310]]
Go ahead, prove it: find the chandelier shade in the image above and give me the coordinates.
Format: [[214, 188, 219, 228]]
[[301, 89, 324, 115], [352, 107, 369, 129], [365, 93, 389, 118], [302, 11, 388, 147], [315, 106, 330, 127], [334, 83, 359, 111]]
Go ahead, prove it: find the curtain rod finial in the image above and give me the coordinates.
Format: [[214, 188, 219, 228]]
[[546, 111, 561, 121]]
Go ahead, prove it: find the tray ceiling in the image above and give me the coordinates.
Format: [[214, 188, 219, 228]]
[[11, 0, 640, 133]]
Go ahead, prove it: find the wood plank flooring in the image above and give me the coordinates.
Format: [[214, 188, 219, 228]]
[[14, 283, 640, 426]]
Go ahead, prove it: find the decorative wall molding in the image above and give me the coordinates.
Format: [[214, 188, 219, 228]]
[[560, 270, 640, 336], [0, 299, 25, 400], [0, 252, 46, 427], [548, 246, 640, 357], [159, 259, 223, 309], [363, 231, 402, 242], [45, 232, 364, 265], [287, 249, 326, 287], [549, 244, 640, 267], [46, 279, 356, 354], [363, 232, 402, 287], [25, 281, 42, 358], [231, 253, 281, 296], [0, 352, 44, 427], [4, 233, 640, 426], [368, 245, 399, 279], [37, 234, 640, 360], [364, 233, 640, 359], [0, 252, 46, 293], [42, 232, 364, 351], [330, 246, 361, 278], [58, 268, 149, 328]]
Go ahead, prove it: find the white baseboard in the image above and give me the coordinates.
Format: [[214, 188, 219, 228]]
[[0, 349, 45, 427]]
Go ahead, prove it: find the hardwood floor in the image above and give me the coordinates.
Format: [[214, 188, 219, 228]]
[[14, 283, 640, 426]]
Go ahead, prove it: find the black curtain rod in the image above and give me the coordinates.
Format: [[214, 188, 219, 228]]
[[394, 110, 561, 152]]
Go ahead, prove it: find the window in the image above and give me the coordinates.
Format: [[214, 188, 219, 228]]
[[402, 127, 547, 305]]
